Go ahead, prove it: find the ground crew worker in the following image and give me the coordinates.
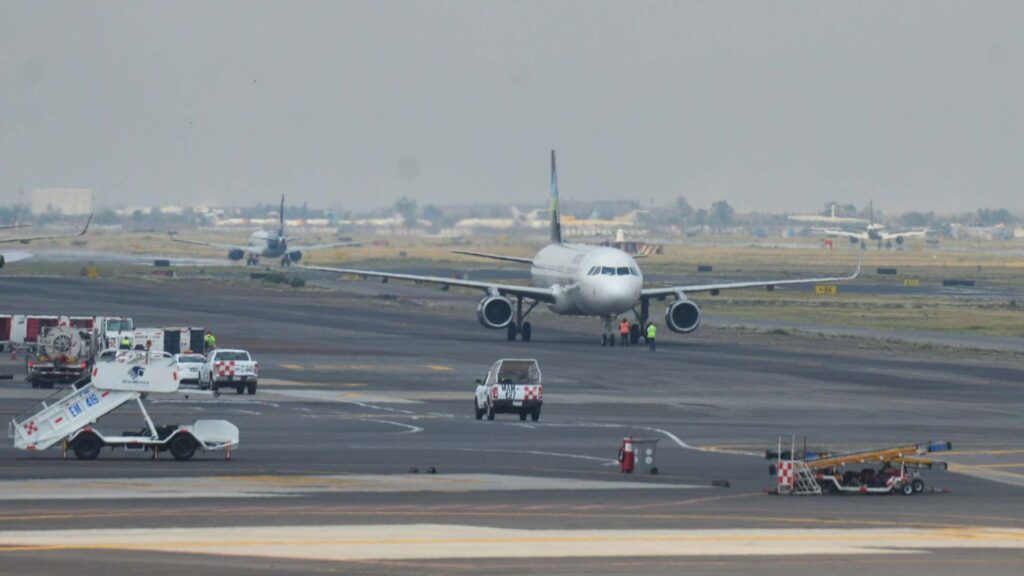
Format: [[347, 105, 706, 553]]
[[646, 322, 657, 351], [119, 335, 131, 350], [619, 318, 630, 347], [204, 331, 216, 354]]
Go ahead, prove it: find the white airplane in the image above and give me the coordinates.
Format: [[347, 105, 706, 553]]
[[788, 203, 869, 226], [0, 214, 92, 269], [302, 151, 859, 344], [171, 196, 358, 266], [813, 202, 928, 249]]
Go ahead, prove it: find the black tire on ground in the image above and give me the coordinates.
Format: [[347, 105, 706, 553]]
[[521, 322, 532, 342], [912, 478, 925, 493], [531, 408, 540, 422], [519, 412, 527, 421], [609, 334, 616, 347], [30, 379, 38, 389], [43, 382, 54, 389], [474, 398, 484, 420], [246, 381, 257, 395], [506, 323, 517, 341], [601, 334, 608, 346], [72, 433, 103, 461], [650, 467, 659, 475], [486, 402, 495, 421], [900, 483, 914, 496], [235, 384, 244, 394], [169, 434, 197, 461], [212, 384, 219, 393], [199, 377, 209, 391]]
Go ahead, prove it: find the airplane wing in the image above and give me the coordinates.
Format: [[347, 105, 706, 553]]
[[811, 227, 867, 241], [452, 250, 534, 264], [641, 259, 860, 298], [167, 233, 251, 253], [287, 240, 361, 253], [0, 224, 30, 231], [299, 264, 556, 302], [0, 214, 91, 244], [0, 251, 33, 266], [880, 229, 928, 241]]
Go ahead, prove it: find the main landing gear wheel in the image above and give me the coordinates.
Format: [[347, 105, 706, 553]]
[[630, 324, 641, 345], [521, 322, 532, 342], [506, 323, 518, 341]]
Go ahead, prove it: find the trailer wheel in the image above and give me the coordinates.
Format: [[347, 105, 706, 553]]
[[72, 433, 103, 460], [169, 434, 197, 461], [519, 412, 527, 421], [246, 381, 257, 395], [912, 478, 925, 493], [531, 407, 541, 422], [900, 483, 914, 496]]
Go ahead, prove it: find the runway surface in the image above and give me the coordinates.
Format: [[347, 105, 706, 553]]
[[1, 274, 1023, 574]]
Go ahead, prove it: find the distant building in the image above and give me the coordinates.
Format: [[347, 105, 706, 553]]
[[30, 188, 93, 216]]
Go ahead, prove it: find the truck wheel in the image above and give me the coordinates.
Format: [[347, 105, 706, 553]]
[[169, 434, 197, 461], [30, 379, 39, 389], [246, 381, 257, 395], [912, 478, 925, 493], [474, 398, 484, 420], [72, 433, 103, 460], [519, 412, 527, 421], [521, 322, 532, 342], [236, 384, 244, 394], [531, 408, 541, 422], [900, 483, 914, 496], [486, 402, 495, 421]]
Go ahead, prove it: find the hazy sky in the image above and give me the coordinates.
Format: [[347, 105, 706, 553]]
[[1, 1, 1022, 214]]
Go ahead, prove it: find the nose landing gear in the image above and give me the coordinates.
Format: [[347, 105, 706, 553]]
[[600, 316, 617, 346]]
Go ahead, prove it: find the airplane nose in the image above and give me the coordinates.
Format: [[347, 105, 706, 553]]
[[607, 279, 640, 311]]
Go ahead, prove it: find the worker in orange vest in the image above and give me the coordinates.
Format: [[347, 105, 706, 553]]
[[619, 318, 630, 347]]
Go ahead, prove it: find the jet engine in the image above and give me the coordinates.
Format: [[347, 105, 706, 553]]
[[0, 255, 5, 269], [665, 299, 701, 334], [476, 296, 514, 329], [288, 251, 302, 262], [227, 249, 245, 261], [895, 236, 905, 245], [849, 237, 860, 245]]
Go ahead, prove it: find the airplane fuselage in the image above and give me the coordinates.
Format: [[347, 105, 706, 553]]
[[248, 230, 287, 258], [530, 243, 642, 317]]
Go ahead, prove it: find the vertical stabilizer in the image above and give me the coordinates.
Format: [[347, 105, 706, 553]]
[[550, 150, 562, 244], [278, 195, 286, 237]]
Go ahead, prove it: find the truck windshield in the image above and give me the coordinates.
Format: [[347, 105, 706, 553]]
[[496, 361, 539, 383], [177, 354, 205, 363], [106, 319, 134, 332]]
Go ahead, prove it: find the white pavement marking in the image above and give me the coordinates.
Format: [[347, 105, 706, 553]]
[[440, 447, 619, 466], [364, 419, 425, 434], [3, 525, 1024, 560], [0, 474, 701, 501]]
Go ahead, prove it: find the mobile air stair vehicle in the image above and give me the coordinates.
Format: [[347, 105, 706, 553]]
[[9, 349, 239, 461]]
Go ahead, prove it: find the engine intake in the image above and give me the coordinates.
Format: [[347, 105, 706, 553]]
[[665, 299, 701, 334], [227, 249, 245, 261], [288, 251, 303, 262], [477, 296, 514, 329]]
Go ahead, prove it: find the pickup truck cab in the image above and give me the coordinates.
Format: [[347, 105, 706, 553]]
[[200, 349, 258, 394], [474, 359, 543, 422]]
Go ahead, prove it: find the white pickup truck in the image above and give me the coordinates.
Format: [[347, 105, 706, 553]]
[[474, 359, 543, 422], [199, 349, 259, 394]]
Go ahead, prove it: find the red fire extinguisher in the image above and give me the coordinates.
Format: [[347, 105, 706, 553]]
[[618, 436, 635, 473]]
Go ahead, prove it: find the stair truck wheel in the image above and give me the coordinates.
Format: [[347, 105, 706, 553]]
[[474, 398, 484, 420], [912, 478, 925, 493], [531, 407, 541, 422], [169, 434, 197, 461], [521, 322, 532, 342], [247, 381, 257, 395], [72, 433, 103, 461]]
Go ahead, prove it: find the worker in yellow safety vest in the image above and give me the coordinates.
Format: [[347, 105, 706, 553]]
[[646, 322, 657, 352], [119, 336, 131, 350], [204, 331, 216, 354]]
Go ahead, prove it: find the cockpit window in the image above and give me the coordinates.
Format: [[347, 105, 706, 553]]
[[601, 267, 615, 275], [630, 266, 640, 276], [616, 267, 630, 276], [588, 266, 599, 275]]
